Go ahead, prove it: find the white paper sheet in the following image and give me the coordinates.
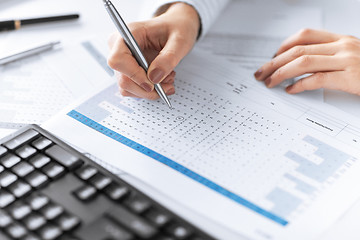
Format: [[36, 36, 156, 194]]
[[197, 1, 324, 101], [44, 50, 360, 240], [0, 38, 113, 130]]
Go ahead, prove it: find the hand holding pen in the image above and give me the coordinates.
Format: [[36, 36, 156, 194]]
[[104, 0, 201, 106]]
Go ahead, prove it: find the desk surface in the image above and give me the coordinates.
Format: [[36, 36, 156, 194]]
[[1, 0, 360, 239]]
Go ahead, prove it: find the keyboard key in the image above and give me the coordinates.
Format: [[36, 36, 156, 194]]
[[32, 137, 52, 151], [0, 154, 21, 168], [73, 185, 97, 201], [155, 235, 177, 240], [0, 231, 12, 240], [12, 162, 35, 178], [0, 165, 4, 173], [0, 170, 18, 187], [20, 233, 41, 240], [166, 224, 192, 240], [104, 183, 129, 201], [55, 213, 80, 232], [29, 154, 51, 169], [145, 209, 171, 227], [8, 180, 32, 198], [45, 145, 83, 170], [0, 209, 13, 228], [26, 194, 50, 211], [42, 162, 65, 179], [38, 224, 63, 240], [189, 236, 208, 240], [89, 173, 112, 190], [107, 206, 158, 239], [5, 222, 28, 239], [124, 196, 151, 214], [57, 234, 78, 240], [23, 213, 47, 231], [0, 146, 7, 157], [4, 129, 39, 150], [15, 145, 37, 159], [40, 203, 64, 220], [25, 171, 49, 189], [0, 189, 15, 208], [76, 215, 134, 240], [75, 165, 98, 181], [9, 202, 32, 220]]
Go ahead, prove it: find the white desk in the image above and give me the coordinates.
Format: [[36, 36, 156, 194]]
[[1, 0, 360, 239]]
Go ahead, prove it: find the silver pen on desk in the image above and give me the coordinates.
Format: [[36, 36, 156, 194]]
[[0, 41, 61, 65], [102, 0, 173, 109]]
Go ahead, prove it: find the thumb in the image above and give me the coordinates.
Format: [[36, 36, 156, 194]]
[[148, 35, 193, 84]]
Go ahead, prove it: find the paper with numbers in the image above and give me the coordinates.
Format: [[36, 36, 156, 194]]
[[44, 50, 360, 240]]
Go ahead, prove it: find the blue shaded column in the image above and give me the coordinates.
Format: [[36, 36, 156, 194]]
[[286, 136, 350, 182]]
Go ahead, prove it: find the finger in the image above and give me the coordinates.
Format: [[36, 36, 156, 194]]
[[285, 71, 346, 94], [255, 42, 338, 80], [276, 29, 342, 56], [162, 71, 176, 84], [116, 70, 175, 96], [118, 76, 175, 100], [148, 33, 194, 84], [117, 89, 140, 98], [108, 35, 154, 93], [266, 55, 345, 88]]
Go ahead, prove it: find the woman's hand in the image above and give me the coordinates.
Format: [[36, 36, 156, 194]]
[[107, 3, 200, 99], [254, 29, 360, 95]]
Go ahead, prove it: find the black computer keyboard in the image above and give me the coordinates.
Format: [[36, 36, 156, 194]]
[[0, 125, 213, 240]]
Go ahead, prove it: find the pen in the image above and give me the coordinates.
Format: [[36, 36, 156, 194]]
[[102, 0, 173, 109], [0, 14, 80, 32], [0, 41, 61, 65]]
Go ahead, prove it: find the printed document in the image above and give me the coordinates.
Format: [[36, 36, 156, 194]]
[[44, 50, 360, 240], [0, 39, 112, 134], [198, 1, 323, 71]]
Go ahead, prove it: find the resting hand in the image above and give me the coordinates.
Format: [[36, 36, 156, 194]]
[[254, 29, 360, 95], [107, 3, 200, 100]]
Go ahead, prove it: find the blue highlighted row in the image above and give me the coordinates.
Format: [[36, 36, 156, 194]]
[[67, 110, 289, 226]]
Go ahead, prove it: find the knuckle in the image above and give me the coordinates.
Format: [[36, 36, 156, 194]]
[[344, 35, 357, 41], [297, 28, 313, 38], [291, 46, 306, 58], [267, 59, 277, 69], [311, 72, 327, 89], [339, 37, 360, 51], [107, 56, 118, 70], [344, 54, 360, 64], [298, 55, 312, 67], [117, 78, 130, 90], [273, 68, 283, 79], [128, 22, 143, 32], [129, 67, 145, 82]]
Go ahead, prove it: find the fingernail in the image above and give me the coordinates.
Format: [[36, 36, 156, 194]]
[[265, 77, 272, 87], [149, 68, 165, 84], [254, 69, 263, 79], [166, 87, 175, 95], [140, 83, 153, 92]]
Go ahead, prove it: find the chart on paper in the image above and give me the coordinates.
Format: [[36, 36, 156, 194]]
[[68, 52, 360, 226]]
